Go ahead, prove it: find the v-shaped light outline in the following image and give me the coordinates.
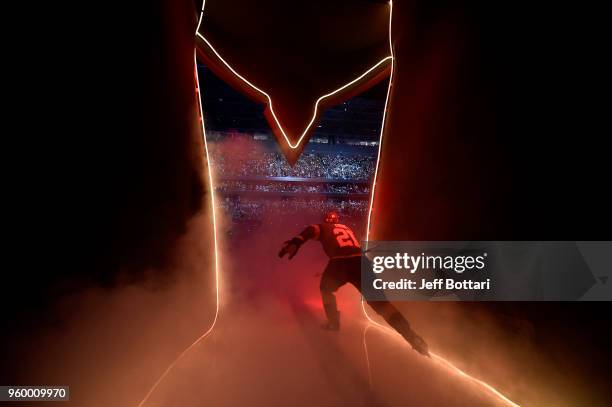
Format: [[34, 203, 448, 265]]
[[137, 2, 521, 407], [195, 2, 392, 150]]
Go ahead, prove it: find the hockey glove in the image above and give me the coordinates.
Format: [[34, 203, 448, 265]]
[[278, 238, 302, 260]]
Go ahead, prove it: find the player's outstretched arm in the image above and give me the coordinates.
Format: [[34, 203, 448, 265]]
[[278, 224, 319, 260], [278, 239, 300, 259]]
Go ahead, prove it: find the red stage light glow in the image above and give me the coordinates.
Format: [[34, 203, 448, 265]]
[[138, 2, 521, 407]]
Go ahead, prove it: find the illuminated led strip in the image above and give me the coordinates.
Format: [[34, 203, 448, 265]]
[[195, 9, 392, 150], [360, 2, 520, 406], [361, 316, 521, 407], [365, 2, 394, 247], [138, 1, 519, 406], [430, 351, 520, 407], [136, 51, 221, 407], [362, 324, 374, 388]]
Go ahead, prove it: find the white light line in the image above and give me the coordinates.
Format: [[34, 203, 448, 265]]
[[195, 0, 207, 34], [362, 316, 521, 407], [136, 51, 221, 407], [137, 2, 520, 407], [195, 12, 392, 150], [362, 324, 374, 388], [429, 352, 521, 407], [140, 0, 389, 404], [365, 2, 394, 247], [360, 3, 520, 406]]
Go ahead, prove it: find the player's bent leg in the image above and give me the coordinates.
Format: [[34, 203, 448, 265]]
[[366, 300, 430, 357], [319, 264, 343, 331], [320, 289, 340, 331]]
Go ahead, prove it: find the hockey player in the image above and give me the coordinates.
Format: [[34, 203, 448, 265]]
[[279, 211, 429, 356]]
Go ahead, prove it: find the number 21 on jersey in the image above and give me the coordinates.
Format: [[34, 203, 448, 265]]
[[333, 224, 360, 248]]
